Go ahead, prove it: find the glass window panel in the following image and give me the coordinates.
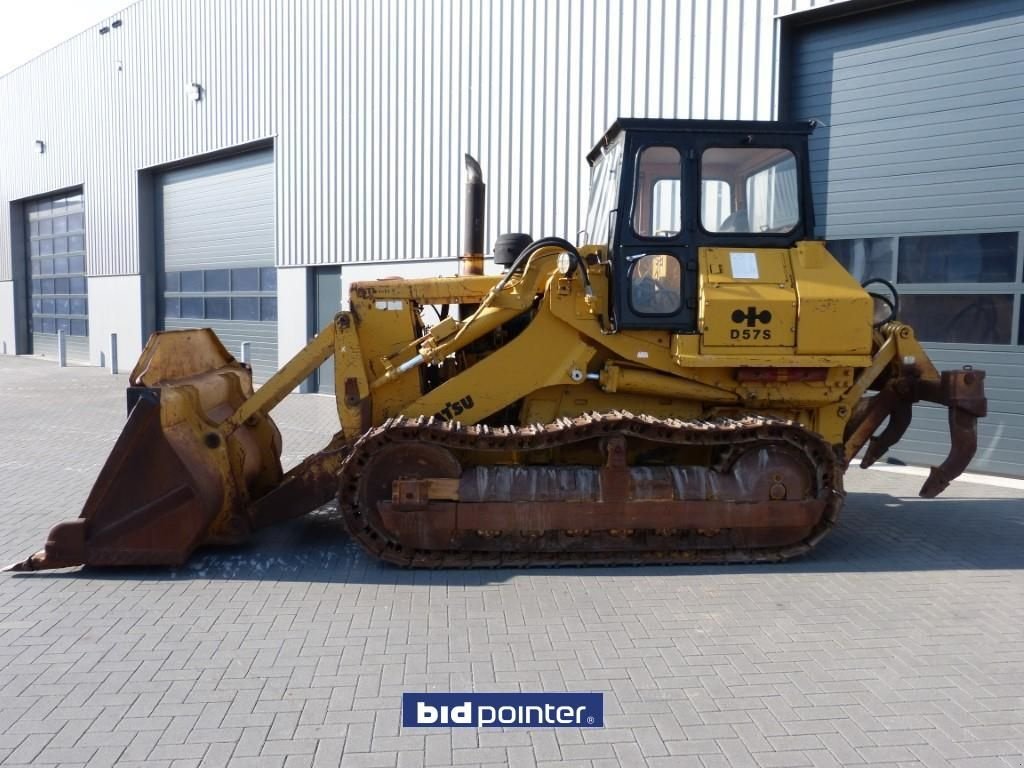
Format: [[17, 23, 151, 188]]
[[69, 255, 85, 274], [42, 318, 56, 334], [40, 259, 53, 275], [68, 235, 85, 251], [897, 233, 1017, 284], [69, 277, 87, 294], [53, 216, 68, 234], [164, 271, 180, 292], [701, 180, 732, 232], [180, 297, 203, 319], [232, 268, 259, 291], [39, 218, 53, 236], [260, 267, 277, 292], [70, 319, 88, 336], [54, 278, 70, 294], [30, 240, 40, 257], [701, 147, 799, 233], [30, 260, 40, 276], [50, 197, 66, 212], [57, 318, 71, 334], [630, 254, 682, 315], [56, 298, 70, 315], [205, 297, 230, 319], [40, 239, 54, 256], [583, 138, 624, 247], [67, 212, 84, 232], [651, 180, 682, 237], [205, 269, 230, 292], [260, 297, 278, 321], [70, 298, 87, 315], [164, 298, 179, 318], [900, 294, 1012, 344], [180, 270, 204, 292], [41, 279, 54, 294], [54, 257, 69, 274], [53, 236, 69, 254], [32, 298, 42, 314], [632, 146, 682, 238], [745, 155, 798, 233], [828, 238, 896, 283], [231, 297, 259, 321], [42, 299, 55, 315], [30, 220, 39, 237]]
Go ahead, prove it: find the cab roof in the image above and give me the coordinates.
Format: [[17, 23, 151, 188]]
[[586, 118, 816, 165]]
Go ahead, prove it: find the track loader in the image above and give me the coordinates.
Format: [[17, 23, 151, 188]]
[[8, 119, 987, 571]]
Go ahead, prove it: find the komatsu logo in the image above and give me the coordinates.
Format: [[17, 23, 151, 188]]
[[433, 395, 474, 422], [403, 693, 604, 728]]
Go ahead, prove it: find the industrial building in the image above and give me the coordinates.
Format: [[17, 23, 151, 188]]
[[1, 0, 1021, 476]]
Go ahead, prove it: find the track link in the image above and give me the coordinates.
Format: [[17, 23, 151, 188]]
[[336, 411, 844, 567]]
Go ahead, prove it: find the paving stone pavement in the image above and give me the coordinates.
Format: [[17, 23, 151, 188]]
[[1, 355, 1023, 768]]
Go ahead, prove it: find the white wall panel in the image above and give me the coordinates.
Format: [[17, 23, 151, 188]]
[[0, 0, 843, 284]]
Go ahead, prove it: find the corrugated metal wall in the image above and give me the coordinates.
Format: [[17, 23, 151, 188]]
[[0, 0, 839, 282]]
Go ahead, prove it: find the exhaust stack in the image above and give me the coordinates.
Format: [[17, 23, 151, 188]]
[[461, 154, 485, 277]]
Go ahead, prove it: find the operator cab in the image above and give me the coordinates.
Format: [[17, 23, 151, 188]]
[[582, 119, 815, 332]]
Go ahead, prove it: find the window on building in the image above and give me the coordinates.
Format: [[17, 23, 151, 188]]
[[900, 294, 1013, 345], [897, 233, 1017, 284], [163, 268, 277, 320], [827, 238, 895, 282], [827, 231, 1022, 345]]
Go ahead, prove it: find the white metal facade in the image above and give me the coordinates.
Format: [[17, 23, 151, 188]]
[[0, 0, 837, 287]]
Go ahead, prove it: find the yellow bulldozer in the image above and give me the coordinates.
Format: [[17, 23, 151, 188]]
[[8, 119, 987, 571]]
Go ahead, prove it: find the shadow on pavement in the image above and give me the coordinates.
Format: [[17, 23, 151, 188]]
[[10, 491, 1023, 585]]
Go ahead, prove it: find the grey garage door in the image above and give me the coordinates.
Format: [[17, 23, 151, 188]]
[[788, 0, 1024, 476], [157, 149, 277, 384], [25, 190, 89, 364]]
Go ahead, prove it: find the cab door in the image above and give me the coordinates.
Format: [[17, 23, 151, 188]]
[[612, 136, 698, 332]]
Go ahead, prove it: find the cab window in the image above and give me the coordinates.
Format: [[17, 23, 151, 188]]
[[631, 146, 682, 238], [630, 253, 682, 315], [700, 147, 798, 234]]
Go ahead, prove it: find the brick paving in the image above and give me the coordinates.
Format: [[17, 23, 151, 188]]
[[1, 355, 1022, 768]]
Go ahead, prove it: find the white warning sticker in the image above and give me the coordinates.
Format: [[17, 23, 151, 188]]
[[730, 251, 759, 280]]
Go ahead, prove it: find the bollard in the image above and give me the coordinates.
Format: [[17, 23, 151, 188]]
[[110, 332, 118, 375], [240, 341, 251, 364], [57, 329, 67, 367], [2, 341, 6, 355]]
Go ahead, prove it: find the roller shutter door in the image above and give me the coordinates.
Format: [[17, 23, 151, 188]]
[[25, 190, 89, 364], [157, 149, 277, 383], [788, 0, 1024, 476]]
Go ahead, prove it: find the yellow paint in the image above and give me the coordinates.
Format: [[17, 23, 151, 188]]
[[197, 240, 946, 462]]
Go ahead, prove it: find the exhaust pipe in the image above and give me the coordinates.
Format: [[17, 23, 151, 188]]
[[461, 154, 485, 278]]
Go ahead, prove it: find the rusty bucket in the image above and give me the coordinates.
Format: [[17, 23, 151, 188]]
[[6, 330, 284, 571]]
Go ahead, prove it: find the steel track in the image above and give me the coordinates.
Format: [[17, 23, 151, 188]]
[[336, 411, 844, 567]]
